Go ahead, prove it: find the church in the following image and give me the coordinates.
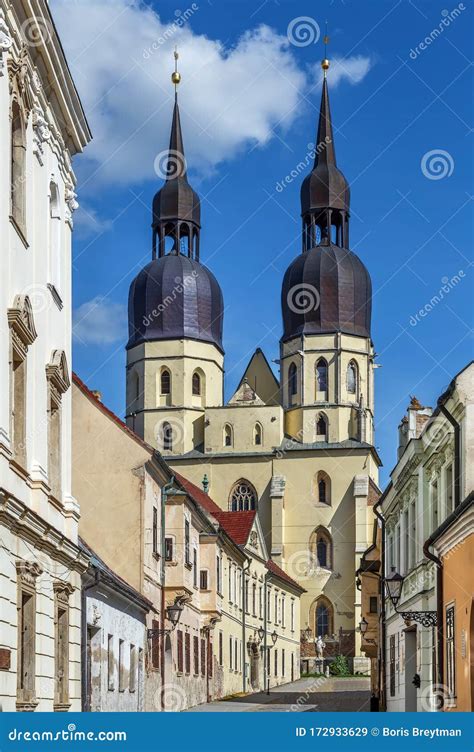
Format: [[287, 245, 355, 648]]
[[125, 52, 381, 660]]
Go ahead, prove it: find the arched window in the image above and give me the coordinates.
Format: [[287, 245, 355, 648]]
[[347, 361, 357, 396], [229, 479, 257, 512], [318, 478, 327, 504], [312, 471, 331, 505], [316, 413, 328, 440], [192, 371, 201, 396], [161, 422, 173, 451], [224, 424, 233, 447], [310, 526, 333, 569], [11, 99, 26, 231], [160, 369, 171, 396], [316, 358, 328, 399], [315, 598, 334, 638], [254, 423, 262, 446], [288, 362, 298, 403]]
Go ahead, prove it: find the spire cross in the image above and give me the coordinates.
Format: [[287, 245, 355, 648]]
[[171, 47, 181, 97]]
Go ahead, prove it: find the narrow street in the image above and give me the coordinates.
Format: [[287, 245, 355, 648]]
[[185, 677, 371, 712]]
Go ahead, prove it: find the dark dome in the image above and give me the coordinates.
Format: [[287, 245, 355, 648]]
[[127, 254, 223, 351], [300, 164, 350, 214], [153, 177, 200, 227], [281, 243, 371, 341]]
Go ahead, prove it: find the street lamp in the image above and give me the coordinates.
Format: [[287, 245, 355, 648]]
[[257, 626, 265, 643], [301, 626, 312, 643], [384, 569, 437, 628], [271, 630, 278, 646], [359, 617, 368, 635], [147, 600, 183, 638]]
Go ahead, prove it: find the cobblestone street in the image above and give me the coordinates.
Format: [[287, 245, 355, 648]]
[[185, 677, 371, 712]]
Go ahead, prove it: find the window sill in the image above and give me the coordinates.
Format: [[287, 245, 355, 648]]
[[53, 702, 71, 712], [10, 215, 29, 248], [184, 562, 193, 571], [16, 698, 38, 712]]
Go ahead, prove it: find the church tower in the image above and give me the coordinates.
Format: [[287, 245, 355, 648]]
[[126, 54, 224, 454], [280, 57, 374, 447]]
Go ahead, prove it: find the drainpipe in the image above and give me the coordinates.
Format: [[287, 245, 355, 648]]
[[423, 539, 444, 711], [160, 477, 175, 712], [373, 500, 386, 712], [263, 573, 268, 693], [242, 559, 251, 693], [81, 569, 100, 712]]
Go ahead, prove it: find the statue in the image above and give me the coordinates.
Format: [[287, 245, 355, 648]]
[[316, 636, 325, 658]]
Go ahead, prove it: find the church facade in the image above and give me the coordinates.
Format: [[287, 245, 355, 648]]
[[125, 57, 380, 658]]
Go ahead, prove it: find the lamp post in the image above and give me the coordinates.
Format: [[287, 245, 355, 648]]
[[359, 617, 368, 635], [147, 600, 184, 639], [385, 569, 437, 627], [266, 630, 278, 695]]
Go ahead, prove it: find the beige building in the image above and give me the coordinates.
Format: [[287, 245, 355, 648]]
[[73, 375, 302, 710], [380, 362, 473, 712], [0, 0, 90, 711], [125, 60, 380, 661]]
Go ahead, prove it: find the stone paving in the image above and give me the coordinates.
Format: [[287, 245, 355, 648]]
[[184, 677, 371, 712]]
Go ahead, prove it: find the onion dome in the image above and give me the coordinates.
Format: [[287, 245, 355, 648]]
[[281, 243, 371, 340], [281, 57, 372, 342], [127, 52, 224, 352]]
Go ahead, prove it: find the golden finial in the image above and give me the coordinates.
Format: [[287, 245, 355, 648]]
[[321, 21, 330, 77], [171, 47, 181, 89]]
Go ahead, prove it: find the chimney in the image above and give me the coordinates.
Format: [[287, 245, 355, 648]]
[[91, 390, 102, 402], [398, 396, 433, 459]]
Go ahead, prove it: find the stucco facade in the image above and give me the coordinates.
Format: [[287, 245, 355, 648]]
[[0, 0, 90, 711]]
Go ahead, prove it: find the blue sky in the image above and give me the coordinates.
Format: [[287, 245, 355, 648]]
[[52, 0, 473, 485]]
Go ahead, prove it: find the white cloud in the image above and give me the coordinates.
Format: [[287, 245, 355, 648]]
[[313, 55, 372, 87], [50, 1, 372, 186], [74, 205, 114, 238], [73, 297, 127, 345]]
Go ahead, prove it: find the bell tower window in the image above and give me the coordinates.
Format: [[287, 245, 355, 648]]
[[288, 362, 298, 404], [223, 424, 233, 448], [160, 369, 171, 396], [229, 480, 257, 512], [316, 413, 328, 441], [253, 423, 262, 446], [347, 361, 358, 396], [192, 372, 201, 396], [161, 422, 173, 451], [316, 358, 328, 400]]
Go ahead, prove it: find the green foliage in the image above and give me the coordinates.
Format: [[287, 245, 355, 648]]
[[329, 655, 351, 677]]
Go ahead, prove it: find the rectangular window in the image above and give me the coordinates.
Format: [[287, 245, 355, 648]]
[[209, 639, 213, 678], [216, 556, 221, 593], [151, 619, 160, 670], [193, 549, 197, 588], [446, 605, 456, 699], [228, 563, 232, 602], [431, 480, 439, 533], [152, 507, 158, 555], [18, 590, 36, 703], [446, 465, 454, 516], [259, 586, 263, 619], [234, 639, 238, 672], [185, 632, 191, 674], [164, 537, 173, 562], [54, 592, 69, 707], [229, 636, 233, 670], [282, 649, 285, 677], [274, 593, 278, 624], [129, 644, 136, 693], [219, 631, 223, 666], [395, 526, 401, 572], [290, 601, 295, 631], [252, 584, 256, 616], [200, 570, 208, 590], [12, 352, 27, 467], [409, 502, 416, 570], [403, 509, 409, 574], [201, 639, 206, 677], [185, 520, 191, 565], [389, 635, 395, 697], [118, 639, 125, 692], [267, 647, 271, 676], [431, 626, 437, 689], [282, 596, 286, 627], [107, 634, 114, 690], [274, 648, 278, 677], [267, 590, 271, 622], [193, 635, 199, 675], [177, 630, 183, 673], [245, 579, 249, 614], [234, 569, 238, 606], [369, 596, 378, 614], [48, 397, 61, 500]]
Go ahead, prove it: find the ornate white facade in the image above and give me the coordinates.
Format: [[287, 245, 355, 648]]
[[0, 0, 90, 711]]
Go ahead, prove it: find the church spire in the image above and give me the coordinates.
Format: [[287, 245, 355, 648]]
[[300, 39, 350, 252], [151, 50, 201, 260]]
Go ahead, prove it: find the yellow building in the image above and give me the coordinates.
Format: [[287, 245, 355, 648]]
[[72, 375, 302, 710], [357, 511, 383, 708], [125, 59, 380, 664]]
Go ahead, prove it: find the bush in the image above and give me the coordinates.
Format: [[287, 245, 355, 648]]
[[329, 655, 351, 677]]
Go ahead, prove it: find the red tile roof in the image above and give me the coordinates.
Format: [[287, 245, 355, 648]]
[[266, 559, 304, 591], [73, 372, 154, 454]]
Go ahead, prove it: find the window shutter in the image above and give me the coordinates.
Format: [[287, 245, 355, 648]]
[[177, 630, 183, 673], [151, 619, 160, 669], [193, 635, 199, 675], [185, 632, 191, 674], [201, 639, 206, 677]]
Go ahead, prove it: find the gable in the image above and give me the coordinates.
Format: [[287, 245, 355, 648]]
[[232, 348, 280, 406], [244, 514, 268, 560]]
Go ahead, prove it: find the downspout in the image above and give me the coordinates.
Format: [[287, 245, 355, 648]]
[[263, 573, 268, 693], [160, 476, 175, 712], [206, 627, 211, 703], [242, 559, 251, 693], [81, 569, 100, 712], [373, 500, 386, 712], [423, 539, 443, 711]]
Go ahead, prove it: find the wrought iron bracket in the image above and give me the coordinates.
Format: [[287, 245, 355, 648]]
[[399, 610, 437, 628]]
